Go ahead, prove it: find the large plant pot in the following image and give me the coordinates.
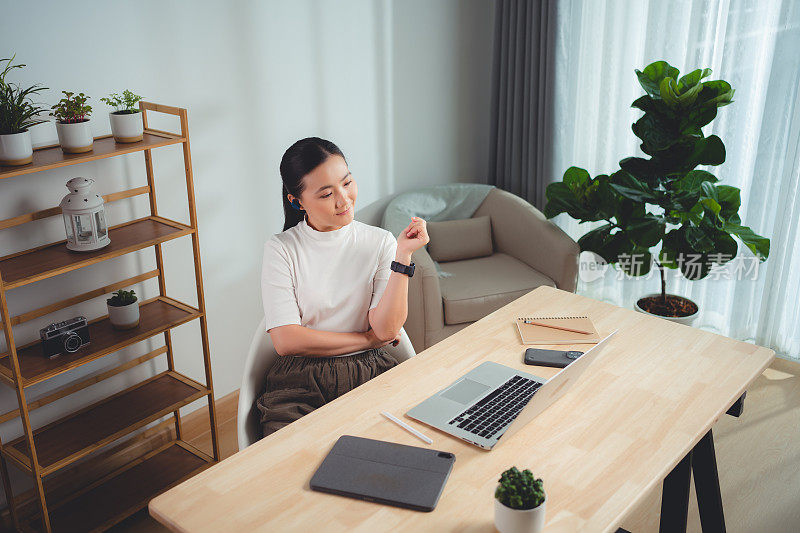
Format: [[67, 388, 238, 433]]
[[494, 496, 546, 533], [56, 120, 94, 153], [635, 293, 698, 326], [107, 300, 140, 330], [109, 111, 143, 143], [0, 130, 33, 166]]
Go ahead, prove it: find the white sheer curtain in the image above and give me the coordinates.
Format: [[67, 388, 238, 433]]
[[550, 0, 800, 360]]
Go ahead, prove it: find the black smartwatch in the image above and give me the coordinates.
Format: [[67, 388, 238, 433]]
[[390, 260, 415, 277]]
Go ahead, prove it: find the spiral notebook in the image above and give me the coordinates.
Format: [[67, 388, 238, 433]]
[[515, 315, 600, 345]]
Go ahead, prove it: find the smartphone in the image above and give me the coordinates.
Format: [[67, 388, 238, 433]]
[[524, 348, 584, 368]]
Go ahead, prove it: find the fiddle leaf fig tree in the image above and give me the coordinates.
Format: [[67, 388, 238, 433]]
[[544, 60, 769, 305]]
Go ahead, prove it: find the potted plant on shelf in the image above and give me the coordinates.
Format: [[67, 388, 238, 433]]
[[100, 90, 144, 143], [0, 55, 48, 166], [494, 467, 546, 533], [543, 60, 770, 325], [107, 289, 139, 330], [50, 91, 93, 153]]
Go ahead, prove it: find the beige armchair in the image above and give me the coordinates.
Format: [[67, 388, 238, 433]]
[[355, 186, 579, 353]]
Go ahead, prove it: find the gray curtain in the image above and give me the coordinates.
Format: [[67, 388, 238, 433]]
[[487, 0, 556, 210]]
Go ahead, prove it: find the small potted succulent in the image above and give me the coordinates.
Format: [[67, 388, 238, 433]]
[[50, 91, 93, 153], [100, 90, 144, 143], [494, 467, 546, 533], [0, 55, 48, 166], [106, 289, 140, 330]]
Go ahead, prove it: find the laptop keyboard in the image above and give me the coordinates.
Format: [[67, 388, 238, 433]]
[[448, 375, 542, 440]]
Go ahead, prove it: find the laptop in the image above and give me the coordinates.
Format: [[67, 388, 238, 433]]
[[406, 330, 618, 449]]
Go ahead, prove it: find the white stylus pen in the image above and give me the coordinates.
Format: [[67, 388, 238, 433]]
[[381, 411, 433, 445]]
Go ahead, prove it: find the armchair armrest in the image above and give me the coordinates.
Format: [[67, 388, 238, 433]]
[[474, 189, 580, 292], [406, 246, 443, 353]]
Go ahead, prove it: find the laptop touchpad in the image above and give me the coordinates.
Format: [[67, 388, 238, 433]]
[[442, 379, 490, 404]]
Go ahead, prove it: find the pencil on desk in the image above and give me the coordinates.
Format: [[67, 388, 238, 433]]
[[381, 411, 432, 444], [522, 319, 592, 335]]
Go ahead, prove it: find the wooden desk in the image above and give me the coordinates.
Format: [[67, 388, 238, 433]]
[[149, 286, 774, 532]]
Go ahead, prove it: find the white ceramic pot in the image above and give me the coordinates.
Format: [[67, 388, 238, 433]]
[[55, 120, 93, 153], [107, 300, 140, 330], [0, 130, 34, 166], [109, 111, 143, 143], [494, 497, 546, 533], [634, 293, 699, 326]]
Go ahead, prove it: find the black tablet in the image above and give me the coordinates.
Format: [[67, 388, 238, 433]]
[[309, 435, 455, 512]]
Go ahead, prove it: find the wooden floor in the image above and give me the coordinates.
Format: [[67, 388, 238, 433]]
[[113, 357, 800, 533]]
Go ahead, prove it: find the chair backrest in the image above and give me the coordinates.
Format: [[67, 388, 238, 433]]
[[237, 318, 416, 450]]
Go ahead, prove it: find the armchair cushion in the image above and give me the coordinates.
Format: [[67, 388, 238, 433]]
[[439, 253, 555, 325], [426, 216, 493, 262]]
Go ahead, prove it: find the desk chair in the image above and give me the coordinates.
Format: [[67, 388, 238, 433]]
[[237, 318, 416, 450]]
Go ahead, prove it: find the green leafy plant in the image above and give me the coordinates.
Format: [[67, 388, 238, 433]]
[[107, 289, 137, 307], [100, 90, 143, 114], [544, 60, 769, 307], [0, 54, 48, 134], [50, 91, 92, 123], [495, 467, 545, 510]]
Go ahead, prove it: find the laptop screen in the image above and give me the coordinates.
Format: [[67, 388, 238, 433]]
[[499, 330, 618, 443]]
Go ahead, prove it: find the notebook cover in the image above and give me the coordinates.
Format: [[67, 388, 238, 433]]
[[515, 316, 600, 345], [309, 435, 455, 512]]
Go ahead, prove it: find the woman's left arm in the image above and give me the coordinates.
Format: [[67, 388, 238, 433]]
[[368, 217, 429, 341]]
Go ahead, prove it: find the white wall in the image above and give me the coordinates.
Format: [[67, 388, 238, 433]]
[[0, 0, 493, 503]]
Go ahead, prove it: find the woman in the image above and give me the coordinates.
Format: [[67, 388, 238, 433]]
[[256, 137, 429, 438]]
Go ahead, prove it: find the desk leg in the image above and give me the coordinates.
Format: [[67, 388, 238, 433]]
[[726, 392, 746, 418], [659, 452, 692, 533], [659, 428, 726, 533], [692, 429, 726, 533]]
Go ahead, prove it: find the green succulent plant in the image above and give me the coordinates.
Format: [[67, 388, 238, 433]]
[[50, 91, 92, 123], [107, 289, 137, 307], [0, 54, 48, 134], [100, 89, 143, 114], [544, 60, 769, 302], [495, 467, 545, 510]]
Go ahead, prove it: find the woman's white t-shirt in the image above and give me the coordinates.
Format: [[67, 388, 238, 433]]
[[261, 216, 398, 357]]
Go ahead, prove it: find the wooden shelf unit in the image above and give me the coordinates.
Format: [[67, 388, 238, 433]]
[[32, 441, 211, 533], [0, 216, 194, 290], [0, 132, 185, 181], [0, 102, 220, 532], [0, 296, 202, 388], [3, 371, 209, 477]]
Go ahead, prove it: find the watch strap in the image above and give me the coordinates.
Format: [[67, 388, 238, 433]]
[[390, 260, 415, 277]]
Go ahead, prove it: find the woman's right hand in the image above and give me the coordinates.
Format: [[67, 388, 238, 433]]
[[364, 327, 401, 349]]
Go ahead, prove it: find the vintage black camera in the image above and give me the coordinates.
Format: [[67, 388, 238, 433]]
[[40, 316, 91, 359]]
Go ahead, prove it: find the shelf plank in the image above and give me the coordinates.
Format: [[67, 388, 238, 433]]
[[3, 371, 208, 476], [0, 216, 193, 290], [28, 441, 212, 533], [0, 297, 201, 387], [0, 132, 185, 181]]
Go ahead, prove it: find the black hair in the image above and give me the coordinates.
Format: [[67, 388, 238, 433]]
[[279, 137, 348, 231]]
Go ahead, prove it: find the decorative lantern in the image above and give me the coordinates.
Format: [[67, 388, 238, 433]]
[[59, 177, 110, 251]]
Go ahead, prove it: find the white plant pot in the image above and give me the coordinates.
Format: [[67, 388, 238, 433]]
[[55, 120, 94, 153], [109, 111, 143, 143], [107, 300, 140, 330], [494, 497, 546, 533], [634, 292, 699, 326], [0, 130, 34, 166]]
